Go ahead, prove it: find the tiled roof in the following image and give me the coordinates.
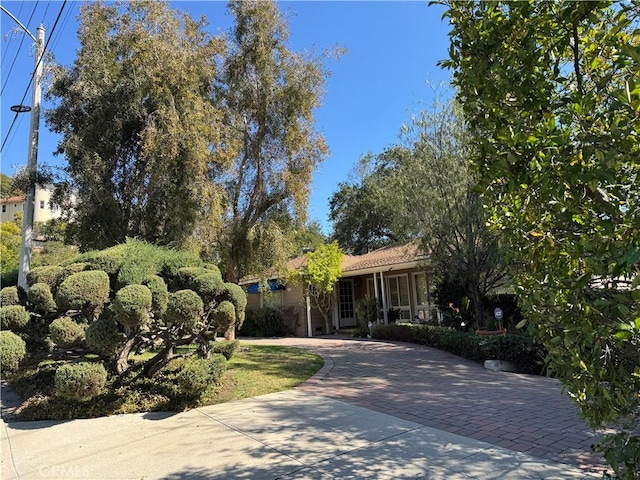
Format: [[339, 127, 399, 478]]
[[240, 242, 425, 285], [0, 195, 25, 203], [342, 243, 425, 273]]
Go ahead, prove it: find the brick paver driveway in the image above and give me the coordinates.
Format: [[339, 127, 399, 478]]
[[246, 336, 608, 476]]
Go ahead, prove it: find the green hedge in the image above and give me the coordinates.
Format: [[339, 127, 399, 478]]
[[49, 317, 85, 348], [211, 340, 239, 360], [175, 354, 226, 397], [239, 307, 291, 337], [372, 323, 546, 374], [0, 286, 20, 306], [0, 305, 30, 331], [56, 270, 110, 316], [27, 283, 57, 314]]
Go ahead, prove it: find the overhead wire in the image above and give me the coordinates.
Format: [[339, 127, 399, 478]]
[[1, 1, 40, 96], [1, 0, 67, 154]]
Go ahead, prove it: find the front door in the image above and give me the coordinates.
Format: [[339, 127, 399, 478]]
[[338, 279, 356, 327]]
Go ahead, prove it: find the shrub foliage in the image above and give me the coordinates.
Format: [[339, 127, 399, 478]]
[[0, 331, 27, 370]]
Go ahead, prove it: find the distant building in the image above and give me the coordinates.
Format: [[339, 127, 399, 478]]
[[0, 185, 62, 224]]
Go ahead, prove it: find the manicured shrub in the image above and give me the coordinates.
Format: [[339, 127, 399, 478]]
[[211, 340, 239, 360], [56, 270, 110, 317], [142, 275, 169, 318], [0, 330, 26, 370], [77, 245, 126, 275], [175, 354, 226, 397], [54, 362, 107, 401], [0, 305, 30, 331], [112, 284, 152, 329], [160, 251, 204, 283], [222, 282, 247, 327], [239, 307, 290, 337], [191, 273, 224, 304], [0, 286, 20, 306], [174, 267, 210, 291], [60, 262, 90, 281], [85, 314, 124, 356], [27, 283, 57, 314], [115, 239, 168, 289], [210, 301, 236, 335], [27, 265, 63, 289], [165, 290, 203, 330], [49, 317, 85, 348]]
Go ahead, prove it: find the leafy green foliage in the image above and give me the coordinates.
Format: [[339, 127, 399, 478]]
[[142, 275, 169, 318], [0, 286, 20, 307], [239, 307, 291, 337], [442, 1, 640, 476], [49, 317, 85, 348], [0, 331, 26, 371], [54, 362, 107, 401], [215, 0, 334, 283], [27, 265, 64, 291], [0, 222, 21, 286], [210, 340, 239, 360], [27, 283, 58, 314], [56, 270, 110, 318], [85, 314, 124, 356], [112, 285, 153, 329], [209, 301, 236, 336], [46, 1, 226, 251], [289, 241, 343, 334], [165, 290, 204, 330], [175, 354, 227, 398], [0, 305, 30, 331]]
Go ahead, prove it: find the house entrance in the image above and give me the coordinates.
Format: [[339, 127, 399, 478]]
[[338, 279, 356, 327]]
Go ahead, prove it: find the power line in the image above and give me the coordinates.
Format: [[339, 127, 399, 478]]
[[1, 1, 67, 154], [1, 1, 40, 96]]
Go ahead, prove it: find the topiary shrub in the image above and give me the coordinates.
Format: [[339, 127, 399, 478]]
[[160, 252, 204, 284], [142, 275, 169, 318], [211, 340, 239, 360], [27, 283, 57, 314], [165, 290, 203, 330], [111, 284, 152, 329], [175, 354, 226, 397], [0, 286, 20, 306], [77, 245, 126, 275], [85, 314, 124, 356], [174, 267, 210, 291], [49, 317, 85, 348], [0, 305, 30, 331], [0, 330, 27, 370], [60, 262, 90, 282], [210, 301, 236, 335], [191, 272, 224, 304], [222, 282, 247, 328], [27, 265, 63, 289], [56, 270, 110, 318], [54, 362, 107, 401]]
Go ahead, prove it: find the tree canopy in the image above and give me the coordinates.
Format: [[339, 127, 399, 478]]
[[442, 1, 640, 476], [214, 0, 333, 282]]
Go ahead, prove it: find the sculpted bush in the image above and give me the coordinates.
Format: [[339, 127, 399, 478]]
[[142, 275, 169, 318], [56, 270, 110, 318], [49, 317, 85, 348], [0, 331, 27, 370], [0, 286, 20, 306], [54, 362, 107, 401], [27, 283, 57, 314], [85, 314, 124, 356], [165, 290, 204, 330], [175, 354, 226, 397], [0, 305, 30, 331], [27, 265, 63, 290], [112, 284, 152, 329]]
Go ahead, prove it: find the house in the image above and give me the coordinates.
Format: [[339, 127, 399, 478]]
[[241, 243, 436, 337], [0, 185, 62, 224]]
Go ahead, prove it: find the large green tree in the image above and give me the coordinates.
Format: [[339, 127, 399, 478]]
[[442, 1, 640, 476], [214, 0, 332, 282], [46, 1, 225, 251]]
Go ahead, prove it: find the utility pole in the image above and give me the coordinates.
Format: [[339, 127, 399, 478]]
[[17, 25, 45, 291]]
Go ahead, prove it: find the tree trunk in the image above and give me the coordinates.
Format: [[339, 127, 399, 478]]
[[143, 346, 174, 378], [224, 325, 236, 341], [114, 337, 138, 374]]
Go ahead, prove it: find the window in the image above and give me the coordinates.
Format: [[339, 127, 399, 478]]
[[385, 275, 411, 321], [413, 272, 434, 322], [40, 200, 45, 209], [1, 205, 5, 213]]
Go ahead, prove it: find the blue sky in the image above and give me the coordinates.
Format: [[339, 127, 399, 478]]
[[1, 1, 452, 233]]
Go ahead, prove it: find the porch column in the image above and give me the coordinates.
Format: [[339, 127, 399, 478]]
[[380, 270, 388, 324], [306, 291, 313, 337], [332, 288, 339, 330], [372, 272, 380, 323]]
